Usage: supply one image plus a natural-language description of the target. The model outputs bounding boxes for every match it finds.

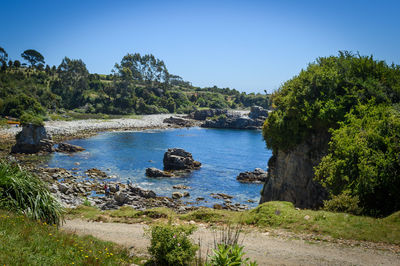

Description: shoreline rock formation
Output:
[11,124,53,153]
[200,106,269,130]
[237,168,268,183]
[259,133,329,209]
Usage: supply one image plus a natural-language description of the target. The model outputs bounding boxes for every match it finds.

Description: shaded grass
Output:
[67,202,400,245]
[0,210,133,265]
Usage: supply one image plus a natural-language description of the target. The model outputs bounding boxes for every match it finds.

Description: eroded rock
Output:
[56,143,85,153]
[237,168,268,183]
[11,124,53,153]
[163,148,201,171]
[145,167,173,177]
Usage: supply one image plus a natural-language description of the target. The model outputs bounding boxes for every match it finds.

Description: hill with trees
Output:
[0,47,270,120]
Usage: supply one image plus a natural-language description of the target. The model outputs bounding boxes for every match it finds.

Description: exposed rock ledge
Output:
[237,168,268,183]
[201,106,269,130]
[259,133,329,209]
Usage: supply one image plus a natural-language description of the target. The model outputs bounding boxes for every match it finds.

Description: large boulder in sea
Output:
[11,124,54,153]
[163,148,201,171]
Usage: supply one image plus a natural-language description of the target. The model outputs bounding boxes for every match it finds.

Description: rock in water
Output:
[236,168,269,183]
[56,143,85,153]
[145,167,173,177]
[259,133,329,209]
[163,148,201,171]
[11,124,53,153]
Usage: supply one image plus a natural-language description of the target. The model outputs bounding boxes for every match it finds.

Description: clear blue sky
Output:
[1,0,399,93]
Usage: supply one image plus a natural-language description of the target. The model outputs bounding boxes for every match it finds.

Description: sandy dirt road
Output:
[62,219,400,265]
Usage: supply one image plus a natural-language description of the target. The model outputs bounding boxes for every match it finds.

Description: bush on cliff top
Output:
[263,51,400,152]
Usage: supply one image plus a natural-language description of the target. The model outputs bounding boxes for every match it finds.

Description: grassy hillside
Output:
[0,51,270,121]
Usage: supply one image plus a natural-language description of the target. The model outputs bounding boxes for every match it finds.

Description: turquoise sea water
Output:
[47,127,272,208]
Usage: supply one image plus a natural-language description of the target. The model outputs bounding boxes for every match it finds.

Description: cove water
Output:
[47,127,272,208]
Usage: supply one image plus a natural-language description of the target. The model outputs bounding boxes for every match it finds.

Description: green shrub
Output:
[315,103,400,216]
[0,160,64,225]
[146,223,198,266]
[206,244,257,266]
[323,192,363,215]
[19,112,44,126]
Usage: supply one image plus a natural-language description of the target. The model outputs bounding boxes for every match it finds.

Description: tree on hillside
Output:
[0,47,8,66]
[51,57,89,108]
[21,49,45,68]
[115,53,169,83]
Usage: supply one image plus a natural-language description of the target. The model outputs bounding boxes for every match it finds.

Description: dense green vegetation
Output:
[146,223,198,265]
[263,52,400,216]
[0,46,270,120]
[0,210,133,265]
[0,160,63,225]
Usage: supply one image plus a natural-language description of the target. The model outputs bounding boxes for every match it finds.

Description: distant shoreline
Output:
[0,114,198,142]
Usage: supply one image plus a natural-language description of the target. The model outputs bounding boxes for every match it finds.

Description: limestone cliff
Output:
[259,133,329,209]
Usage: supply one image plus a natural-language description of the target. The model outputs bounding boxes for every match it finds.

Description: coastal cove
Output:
[45,127,271,208]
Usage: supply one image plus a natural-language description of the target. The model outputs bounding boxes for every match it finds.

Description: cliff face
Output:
[260,133,329,209]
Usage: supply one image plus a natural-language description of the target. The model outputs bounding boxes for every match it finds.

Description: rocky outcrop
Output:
[237,168,268,183]
[85,168,108,178]
[202,116,259,130]
[201,106,269,130]
[249,106,269,126]
[163,116,195,127]
[145,167,173,177]
[190,109,228,120]
[163,148,201,171]
[259,133,329,209]
[249,106,269,120]
[56,143,85,153]
[11,124,53,153]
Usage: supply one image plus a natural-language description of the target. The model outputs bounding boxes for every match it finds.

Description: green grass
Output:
[0,210,134,265]
[67,202,400,245]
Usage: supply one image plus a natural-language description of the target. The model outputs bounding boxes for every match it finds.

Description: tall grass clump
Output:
[208,224,257,266]
[0,160,64,225]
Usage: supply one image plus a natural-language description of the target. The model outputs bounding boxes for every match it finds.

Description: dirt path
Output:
[62,219,400,265]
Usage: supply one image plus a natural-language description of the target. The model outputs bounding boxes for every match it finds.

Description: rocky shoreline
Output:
[1,111,269,213]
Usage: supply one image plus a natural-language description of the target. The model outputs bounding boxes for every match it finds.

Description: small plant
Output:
[323,191,363,215]
[213,224,243,248]
[146,223,198,266]
[207,224,257,265]
[207,244,257,266]
[82,197,91,207]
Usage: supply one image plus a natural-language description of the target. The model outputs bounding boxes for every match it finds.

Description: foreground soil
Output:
[62,219,400,266]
